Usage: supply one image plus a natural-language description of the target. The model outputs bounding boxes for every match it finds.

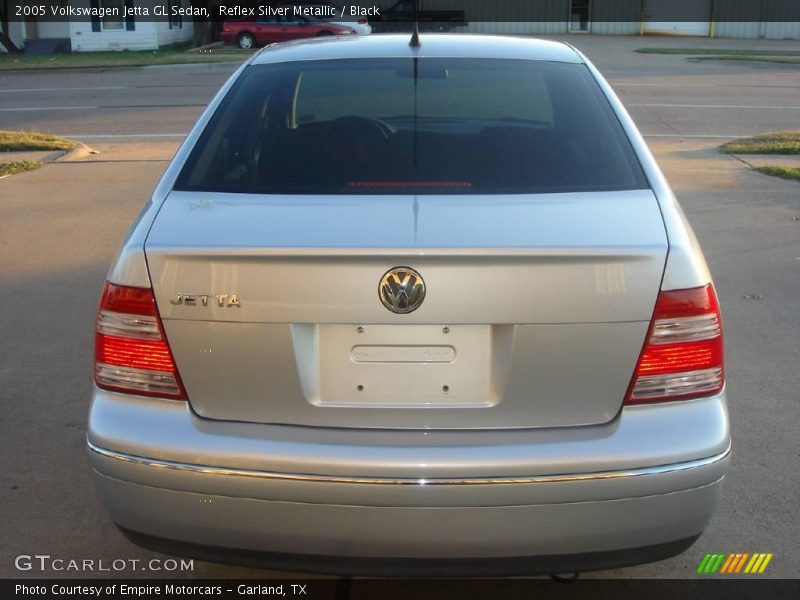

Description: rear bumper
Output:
[117,526,701,577]
[87,387,730,571]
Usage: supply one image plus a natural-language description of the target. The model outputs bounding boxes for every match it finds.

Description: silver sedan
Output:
[87,34,729,576]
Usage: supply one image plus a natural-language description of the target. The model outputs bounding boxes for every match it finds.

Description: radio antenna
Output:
[409,0,421,47]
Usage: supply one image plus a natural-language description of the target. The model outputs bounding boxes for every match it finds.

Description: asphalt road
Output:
[1,36,799,583]
[1,36,800,141]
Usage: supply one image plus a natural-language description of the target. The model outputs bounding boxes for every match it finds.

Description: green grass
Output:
[0,45,248,71]
[635,47,800,64]
[636,48,800,56]
[0,160,42,177]
[694,55,800,64]
[754,166,800,181]
[0,131,78,152]
[720,132,800,155]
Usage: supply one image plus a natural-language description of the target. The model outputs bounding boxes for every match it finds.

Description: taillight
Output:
[625,284,723,404]
[94,282,186,400]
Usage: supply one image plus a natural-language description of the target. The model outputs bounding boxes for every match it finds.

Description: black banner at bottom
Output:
[4,579,800,600]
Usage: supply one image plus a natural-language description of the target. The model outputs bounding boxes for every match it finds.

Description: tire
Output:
[237,32,256,49]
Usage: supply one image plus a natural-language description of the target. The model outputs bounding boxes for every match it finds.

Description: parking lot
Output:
[1,35,798,580]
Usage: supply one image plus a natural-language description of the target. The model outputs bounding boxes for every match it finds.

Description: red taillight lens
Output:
[94,282,186,400]
[625,284,723,404]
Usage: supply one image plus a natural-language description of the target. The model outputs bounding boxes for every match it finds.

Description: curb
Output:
[0,142,96,166]
[55,142,97,162]
[186,41,225,53]
[0,142,96,180]
[0,59,243,74]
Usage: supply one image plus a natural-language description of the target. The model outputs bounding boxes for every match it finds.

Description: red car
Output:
[222,15,356,49]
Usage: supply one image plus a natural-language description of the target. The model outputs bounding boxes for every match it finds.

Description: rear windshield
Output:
[175,58,648,195]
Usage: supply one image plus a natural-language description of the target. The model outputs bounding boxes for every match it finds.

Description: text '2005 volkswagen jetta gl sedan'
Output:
[87,34,730,576]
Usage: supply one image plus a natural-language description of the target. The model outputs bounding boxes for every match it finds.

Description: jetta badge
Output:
[170,293,241,307]
[379,267,425,314]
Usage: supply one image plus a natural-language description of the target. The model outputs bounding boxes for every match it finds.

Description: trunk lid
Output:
[145,189,667,429]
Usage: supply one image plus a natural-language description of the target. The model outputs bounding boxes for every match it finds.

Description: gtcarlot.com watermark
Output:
[14,554,194,573]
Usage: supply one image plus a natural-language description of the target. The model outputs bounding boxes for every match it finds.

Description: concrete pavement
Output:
[596,139,800,578]
[0,161,281,579]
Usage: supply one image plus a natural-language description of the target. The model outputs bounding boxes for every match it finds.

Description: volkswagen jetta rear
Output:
[87,35,730,575]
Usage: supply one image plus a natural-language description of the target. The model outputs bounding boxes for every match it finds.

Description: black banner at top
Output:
[2,0,800,24]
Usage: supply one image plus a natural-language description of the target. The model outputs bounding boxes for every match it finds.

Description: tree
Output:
[0,0,22,53]
[190,0,220,48]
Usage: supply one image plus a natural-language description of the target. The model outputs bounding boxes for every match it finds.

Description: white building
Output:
[1,0,193,53]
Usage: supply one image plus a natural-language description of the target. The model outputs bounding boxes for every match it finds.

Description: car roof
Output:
[249,34,583,65]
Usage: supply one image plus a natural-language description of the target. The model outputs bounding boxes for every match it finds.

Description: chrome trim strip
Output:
[87,441,731,486]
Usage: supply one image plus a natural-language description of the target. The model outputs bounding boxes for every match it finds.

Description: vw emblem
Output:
[379,267,426,314]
